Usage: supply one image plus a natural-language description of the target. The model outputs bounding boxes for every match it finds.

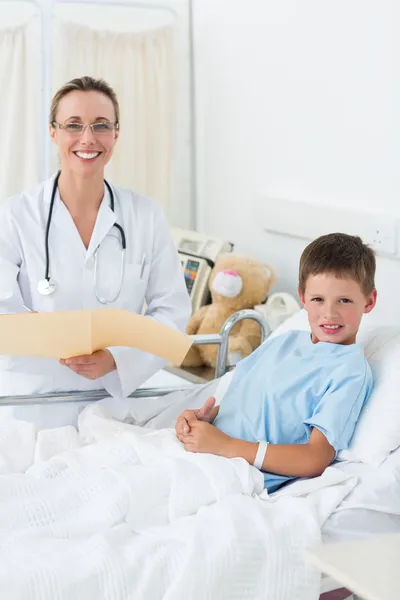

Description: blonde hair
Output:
[298,232,376,296]
[49,76,120,124]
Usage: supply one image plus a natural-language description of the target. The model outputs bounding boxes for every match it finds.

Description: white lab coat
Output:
[0,173,191,427]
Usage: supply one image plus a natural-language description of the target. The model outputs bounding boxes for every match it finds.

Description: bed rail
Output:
[0,309,269,406]
[195,308,269,379]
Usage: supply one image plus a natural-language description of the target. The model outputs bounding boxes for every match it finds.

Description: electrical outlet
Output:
[256,195,399,257]
[365,221,397,255]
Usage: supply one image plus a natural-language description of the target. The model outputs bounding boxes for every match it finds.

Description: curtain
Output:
[53,17,177,217]
[0,16,41,202]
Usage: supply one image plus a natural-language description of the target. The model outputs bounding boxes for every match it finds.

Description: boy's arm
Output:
[178,420,334,478]
[178,358,370,478]
[223,428,335,478]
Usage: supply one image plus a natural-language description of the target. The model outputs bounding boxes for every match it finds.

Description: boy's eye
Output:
[311,297,323,302]
[339,298,352,304]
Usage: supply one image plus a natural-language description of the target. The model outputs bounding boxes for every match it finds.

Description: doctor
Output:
[0,75,191,427]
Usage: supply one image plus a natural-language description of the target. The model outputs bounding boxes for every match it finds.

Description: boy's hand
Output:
[175,396,216,436]
[177,418,232,456]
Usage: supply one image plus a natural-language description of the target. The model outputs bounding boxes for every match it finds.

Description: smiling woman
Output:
[49,78,120,181]
[0,76,192,429]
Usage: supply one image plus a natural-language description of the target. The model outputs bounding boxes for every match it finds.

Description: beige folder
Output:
[0,309,193,365]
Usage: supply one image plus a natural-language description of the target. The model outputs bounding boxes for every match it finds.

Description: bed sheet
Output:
[0,398,356,600]
[322,449,400,544]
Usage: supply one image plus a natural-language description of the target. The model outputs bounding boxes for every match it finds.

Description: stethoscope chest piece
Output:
[37,278,56,296]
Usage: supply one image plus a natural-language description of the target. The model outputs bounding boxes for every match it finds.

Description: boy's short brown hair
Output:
[298,233,376,296]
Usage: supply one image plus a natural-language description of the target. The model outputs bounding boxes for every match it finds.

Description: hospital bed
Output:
[1,307,399,600]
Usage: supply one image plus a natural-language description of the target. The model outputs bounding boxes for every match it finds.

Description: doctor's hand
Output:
[175,396,216,436]
[59,350,116,380]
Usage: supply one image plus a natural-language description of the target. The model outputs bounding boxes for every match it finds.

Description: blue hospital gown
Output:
[213,331,373,492]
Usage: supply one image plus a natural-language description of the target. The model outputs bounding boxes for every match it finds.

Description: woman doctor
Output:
[0,76,191,427]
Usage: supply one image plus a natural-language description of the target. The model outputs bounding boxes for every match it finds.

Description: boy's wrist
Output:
[223,437,258,464]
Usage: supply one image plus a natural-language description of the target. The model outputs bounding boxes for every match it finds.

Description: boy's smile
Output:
[299,273,377,345]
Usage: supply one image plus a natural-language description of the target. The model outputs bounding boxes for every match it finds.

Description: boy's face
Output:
[299,273,377,345]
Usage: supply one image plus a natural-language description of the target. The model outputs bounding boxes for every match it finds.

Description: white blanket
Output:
[0,403,356,600]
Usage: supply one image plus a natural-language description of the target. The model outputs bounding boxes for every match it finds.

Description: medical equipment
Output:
[172,228,234,312]
[37,171,127,304]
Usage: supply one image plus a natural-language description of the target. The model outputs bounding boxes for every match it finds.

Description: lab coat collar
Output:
[42,172,59,206]
[86,189,117,260]
[46,174,117,261]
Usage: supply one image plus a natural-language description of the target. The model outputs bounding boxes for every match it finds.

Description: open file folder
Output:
[0,309,193,365]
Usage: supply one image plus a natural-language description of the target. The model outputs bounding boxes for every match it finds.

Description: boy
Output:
[175,233,377,492]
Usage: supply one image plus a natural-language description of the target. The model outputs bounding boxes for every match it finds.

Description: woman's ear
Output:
[49,123,57,145]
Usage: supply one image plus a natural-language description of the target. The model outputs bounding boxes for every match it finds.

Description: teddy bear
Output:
[182,253,276,369]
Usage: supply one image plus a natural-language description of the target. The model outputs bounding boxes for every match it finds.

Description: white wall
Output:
[192,0,400,323]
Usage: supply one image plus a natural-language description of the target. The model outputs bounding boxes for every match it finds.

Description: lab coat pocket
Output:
[117,264,147,313]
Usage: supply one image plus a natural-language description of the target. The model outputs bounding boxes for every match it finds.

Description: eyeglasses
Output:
[52,121,119,135]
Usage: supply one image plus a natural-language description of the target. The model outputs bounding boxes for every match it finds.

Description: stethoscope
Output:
[37,171,127,304]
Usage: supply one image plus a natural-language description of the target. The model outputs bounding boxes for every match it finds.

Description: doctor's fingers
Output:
[63,356,97,366]
[65,364,99,379]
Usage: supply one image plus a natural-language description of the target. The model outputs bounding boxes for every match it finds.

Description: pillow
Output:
[214,370,235,406]
[338,328,400,466]
[271,310,400,466]
[268,308,309,339]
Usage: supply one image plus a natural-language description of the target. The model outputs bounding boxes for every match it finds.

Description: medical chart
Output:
[0,309,193,364]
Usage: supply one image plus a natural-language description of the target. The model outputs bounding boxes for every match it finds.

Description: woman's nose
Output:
[80,126,96,143]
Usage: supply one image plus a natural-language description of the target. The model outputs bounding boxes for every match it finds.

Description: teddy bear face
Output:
[209,254,275,311]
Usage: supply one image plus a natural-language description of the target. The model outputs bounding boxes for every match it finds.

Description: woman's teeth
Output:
[74,152,100,159]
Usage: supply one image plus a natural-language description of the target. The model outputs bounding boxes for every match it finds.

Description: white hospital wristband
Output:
[253,441,269,470]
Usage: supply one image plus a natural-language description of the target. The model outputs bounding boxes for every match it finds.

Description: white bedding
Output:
[0,400,357,600]
[322,449,400,544]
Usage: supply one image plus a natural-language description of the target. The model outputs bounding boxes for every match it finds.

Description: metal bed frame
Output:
[0,309,269,407]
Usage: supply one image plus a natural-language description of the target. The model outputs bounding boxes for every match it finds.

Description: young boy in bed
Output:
[175,232,377,492]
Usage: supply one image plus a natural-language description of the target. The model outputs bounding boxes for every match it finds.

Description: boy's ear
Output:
[298,288,306,307]
[364,289,377,314]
